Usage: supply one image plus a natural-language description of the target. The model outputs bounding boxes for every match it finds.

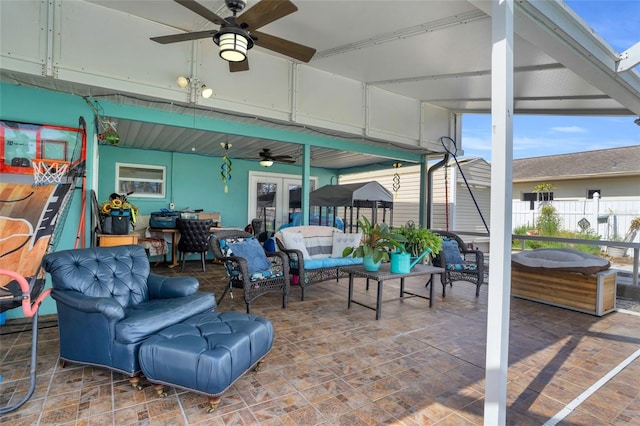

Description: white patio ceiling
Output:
[1,0,639,169]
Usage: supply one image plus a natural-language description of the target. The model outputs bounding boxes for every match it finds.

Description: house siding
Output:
[339,158,492,233]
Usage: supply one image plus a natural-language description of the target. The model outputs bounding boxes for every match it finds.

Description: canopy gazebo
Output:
[308,181,394,232]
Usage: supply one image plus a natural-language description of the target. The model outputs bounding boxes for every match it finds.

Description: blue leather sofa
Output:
[43,245,216,380]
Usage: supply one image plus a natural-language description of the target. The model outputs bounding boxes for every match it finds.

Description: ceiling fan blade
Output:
[252,30,316,62]
[174,0,228,25]
[238,0,298,31]
[151,29,218,44]
[272,155,294,160]
[229,59,250,72]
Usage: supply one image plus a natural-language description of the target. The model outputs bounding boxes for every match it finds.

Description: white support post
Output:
[592,192,600,241]
[484,1,513,425]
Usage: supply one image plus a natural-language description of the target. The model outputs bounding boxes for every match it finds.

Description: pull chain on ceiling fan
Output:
[151,0,316,72]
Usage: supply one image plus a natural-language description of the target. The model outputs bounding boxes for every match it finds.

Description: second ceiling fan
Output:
[258,148,296,166]
[151,0,316,72]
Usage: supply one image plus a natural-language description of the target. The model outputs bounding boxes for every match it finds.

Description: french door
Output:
[248,172,317,233]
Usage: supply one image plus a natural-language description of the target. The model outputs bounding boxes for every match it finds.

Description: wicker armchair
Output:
[432,230,485,297]
[210,230,290,313]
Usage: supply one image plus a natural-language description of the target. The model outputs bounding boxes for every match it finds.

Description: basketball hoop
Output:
[32,159,69,186]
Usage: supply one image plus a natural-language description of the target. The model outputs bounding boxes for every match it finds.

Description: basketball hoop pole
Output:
[74,117,87,249]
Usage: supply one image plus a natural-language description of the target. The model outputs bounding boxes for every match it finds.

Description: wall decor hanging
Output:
[220,142,232,193]
[392,162,402,198]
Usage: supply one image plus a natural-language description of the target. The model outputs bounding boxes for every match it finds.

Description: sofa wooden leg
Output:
[154,384,168,398]
[207,396,221,413]
[129,375,143,390]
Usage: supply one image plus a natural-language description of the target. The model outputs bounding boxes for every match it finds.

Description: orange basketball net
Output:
[32,159,70,186]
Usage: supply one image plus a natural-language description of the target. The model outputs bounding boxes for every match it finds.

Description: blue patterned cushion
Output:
[442,239,464,264]
[447,263,477,271]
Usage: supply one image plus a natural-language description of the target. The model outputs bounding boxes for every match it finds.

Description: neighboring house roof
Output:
[512,145,640,182]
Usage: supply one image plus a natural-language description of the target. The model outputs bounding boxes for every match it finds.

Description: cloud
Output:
[551,126,588,134]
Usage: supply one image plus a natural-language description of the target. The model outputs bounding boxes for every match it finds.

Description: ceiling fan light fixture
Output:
[219,32,248,62]
[214,26,254,62]
[259,159,274,167]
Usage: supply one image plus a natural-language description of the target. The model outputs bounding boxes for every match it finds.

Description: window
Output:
[587,189,601,199]
[116,163,165,198]
[522,192,553,210]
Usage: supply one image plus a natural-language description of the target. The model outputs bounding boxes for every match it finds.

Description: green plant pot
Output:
[363,255,382,272]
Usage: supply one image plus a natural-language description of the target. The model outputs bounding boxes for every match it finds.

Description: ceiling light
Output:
[200,85,213,99]
[259,160,274,167]
[214,27,254,62]
[176,76,213,99]
[176,76,190,88]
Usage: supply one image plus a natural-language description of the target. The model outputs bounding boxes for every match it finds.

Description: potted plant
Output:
[395,222,442,262]
[342,216,406,271]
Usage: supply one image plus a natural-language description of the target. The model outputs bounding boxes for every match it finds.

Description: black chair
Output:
[432,230,485,297]
[251,218,263,236]
[176,218,213,272]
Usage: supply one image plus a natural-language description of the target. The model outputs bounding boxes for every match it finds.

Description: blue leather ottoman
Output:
[139,311,274,412]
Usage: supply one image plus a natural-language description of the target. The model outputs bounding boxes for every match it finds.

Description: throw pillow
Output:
[282,231,311,260]
[332,232,363,257]
[305,235,333,259]
[228,238,272,274]
[441,239,464,264]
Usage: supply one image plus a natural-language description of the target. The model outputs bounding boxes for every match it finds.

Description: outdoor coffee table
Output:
[339,263,444,320]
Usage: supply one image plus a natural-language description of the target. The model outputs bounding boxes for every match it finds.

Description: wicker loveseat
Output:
[275,226,363,300]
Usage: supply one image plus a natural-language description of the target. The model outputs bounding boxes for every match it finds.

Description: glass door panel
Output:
[248,172,317,232]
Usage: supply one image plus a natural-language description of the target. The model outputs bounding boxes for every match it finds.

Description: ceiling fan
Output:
[257,148,296,166]
[150,0,316,72]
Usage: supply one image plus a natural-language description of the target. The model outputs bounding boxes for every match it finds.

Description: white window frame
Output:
[115,162,166,198]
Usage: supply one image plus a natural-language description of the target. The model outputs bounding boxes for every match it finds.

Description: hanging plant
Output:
[220,143,232,193]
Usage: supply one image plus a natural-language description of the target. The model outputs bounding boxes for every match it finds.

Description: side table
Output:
[97,232,139,247]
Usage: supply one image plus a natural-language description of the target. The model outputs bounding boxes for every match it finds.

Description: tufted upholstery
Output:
[176,218,213,272]
[44,245,216,375]
[139,311,274,398]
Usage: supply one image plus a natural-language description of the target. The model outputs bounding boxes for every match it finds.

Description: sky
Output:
[460,0,640,162]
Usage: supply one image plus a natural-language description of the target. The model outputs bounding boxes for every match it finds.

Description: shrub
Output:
[537,204,561,236]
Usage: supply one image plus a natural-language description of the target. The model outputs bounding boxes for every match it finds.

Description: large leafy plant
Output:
[342,216,406,263]
[395,222,442,257]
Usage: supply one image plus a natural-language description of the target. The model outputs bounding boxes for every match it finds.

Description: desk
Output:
[340,263,444,320]
[148,227,245,268]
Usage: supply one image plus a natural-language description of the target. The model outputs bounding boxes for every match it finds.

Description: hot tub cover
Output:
[511,248,610,275]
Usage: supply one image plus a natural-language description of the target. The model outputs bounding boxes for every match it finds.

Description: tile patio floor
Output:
[1,261,640,425]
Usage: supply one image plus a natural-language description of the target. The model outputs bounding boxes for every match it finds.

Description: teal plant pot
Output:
[363,255,382,272]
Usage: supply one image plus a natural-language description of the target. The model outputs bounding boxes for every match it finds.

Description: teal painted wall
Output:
[98,145,335,228]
